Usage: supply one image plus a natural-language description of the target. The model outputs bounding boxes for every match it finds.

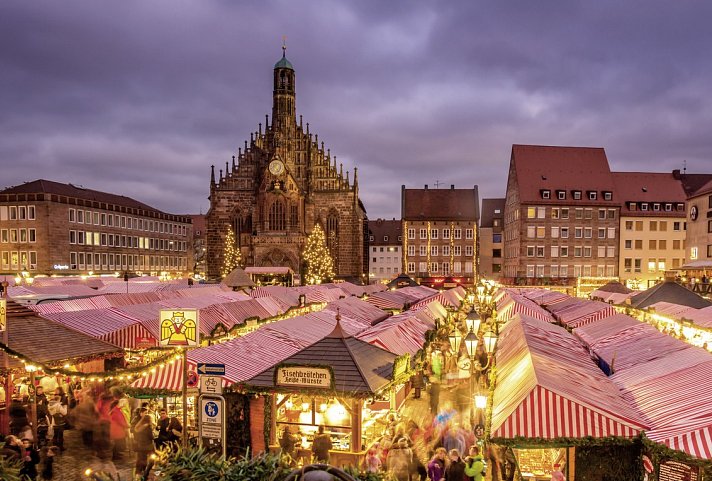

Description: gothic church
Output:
[206,48,367,281]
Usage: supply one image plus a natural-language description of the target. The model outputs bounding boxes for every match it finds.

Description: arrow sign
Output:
[197,363,225,376]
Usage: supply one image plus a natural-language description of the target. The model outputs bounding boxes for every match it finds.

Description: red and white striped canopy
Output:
[491,314,647,440]
[131,358,232,391]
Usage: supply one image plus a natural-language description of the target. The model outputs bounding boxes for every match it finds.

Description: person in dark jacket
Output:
[311,425,332,463]
[20,438,40,481]
[9,399,29,436]
[132,414,155,481]
[445,449,466,481]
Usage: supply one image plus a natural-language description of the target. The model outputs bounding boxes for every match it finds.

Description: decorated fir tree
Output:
[221,226,242,279]
[302,223,335,285]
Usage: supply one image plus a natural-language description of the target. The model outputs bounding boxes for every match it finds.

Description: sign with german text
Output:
[159,309,199,347]
[276,366,332,388]
[0,299,5,331]
[659,460,699,481]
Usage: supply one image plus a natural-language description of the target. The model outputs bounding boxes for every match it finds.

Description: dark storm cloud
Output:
[1,1,711,219]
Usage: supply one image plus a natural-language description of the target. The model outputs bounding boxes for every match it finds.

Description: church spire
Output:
[272,44,295,134]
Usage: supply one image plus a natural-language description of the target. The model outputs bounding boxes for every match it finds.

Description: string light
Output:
[303,223,335,285]
[221,225,242,279]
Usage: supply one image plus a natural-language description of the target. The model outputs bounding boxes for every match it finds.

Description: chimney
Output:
[424,184,428,190]
[451,184,455,189]
[672,169,681,179]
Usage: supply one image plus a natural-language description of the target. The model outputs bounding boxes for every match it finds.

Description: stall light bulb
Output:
[84,468,93,477]
[319,403,327,412]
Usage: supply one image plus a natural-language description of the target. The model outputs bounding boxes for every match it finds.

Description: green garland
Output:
[490,434,642,449]
[264,394,272,450]
[0,341,180,380]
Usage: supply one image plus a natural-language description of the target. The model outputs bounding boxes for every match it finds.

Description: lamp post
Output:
[464,326,498,427]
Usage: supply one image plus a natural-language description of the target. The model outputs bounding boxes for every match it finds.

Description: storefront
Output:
[240,320,410,467]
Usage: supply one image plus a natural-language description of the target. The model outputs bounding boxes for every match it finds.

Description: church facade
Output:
[206,49,367,282]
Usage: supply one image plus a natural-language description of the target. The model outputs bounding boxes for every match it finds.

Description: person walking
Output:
[427,447,448,481]
[386,437,413,481]
[73,390,97,447]
[445,449,466,481]
[20,438,40,481]
[155,409,171,448]
[132,413,155,481]
[47,394,67,452]
[109,399,129,461]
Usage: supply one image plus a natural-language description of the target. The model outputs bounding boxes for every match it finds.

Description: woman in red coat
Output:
[109,400,129,461]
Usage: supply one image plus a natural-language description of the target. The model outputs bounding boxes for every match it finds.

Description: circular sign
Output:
[691,205,699,221]
[204,401,219,418]
[186,370,199,388]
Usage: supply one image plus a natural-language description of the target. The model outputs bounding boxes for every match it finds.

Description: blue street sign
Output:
[204,401,219,418]
[197,363,226,375]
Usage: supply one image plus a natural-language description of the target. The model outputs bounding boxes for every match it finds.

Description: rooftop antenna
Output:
[683,159,687,175]
[282,35,287,57]
[434,180,442,189]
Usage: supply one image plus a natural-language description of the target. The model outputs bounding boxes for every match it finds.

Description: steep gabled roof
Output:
[402,186,479,221]
[369,219,402,245]
[629,281,711,310]
[511,145,616,205]
[221,267,255,289]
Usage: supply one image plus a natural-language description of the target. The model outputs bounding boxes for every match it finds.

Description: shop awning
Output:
[550,300,616,328]
[498,294,554,323]
[491,314,648,440]
[646,416,712,460]
[130,358,232,391]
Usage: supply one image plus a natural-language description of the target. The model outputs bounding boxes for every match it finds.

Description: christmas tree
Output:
[303,223,335,285]
[221,226,242,279]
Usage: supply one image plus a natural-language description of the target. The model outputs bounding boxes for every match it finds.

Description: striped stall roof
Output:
[520,289,570,306]
[131,358,232,391]
[552,301,616,328]
[498,294,554,323]
[356,311,433,355]
[324,297,390,325]
[491,314,648,440]
[646,416,712,460]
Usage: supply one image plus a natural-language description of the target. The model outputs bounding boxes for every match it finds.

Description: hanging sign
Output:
[0,299,5,331]
[159,309,199,347]
[276,365,332,388]
[658,460,699,481]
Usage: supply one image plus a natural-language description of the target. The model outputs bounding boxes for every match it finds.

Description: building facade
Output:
[206,49,366,281]
[479,198,505,280]
[401,185,480,287]
[685,180,712,265]
[503,145,620,283]
[613,172,687,289]
[190,214,207,277]
[0,180,193,276]
[367,219,402,283]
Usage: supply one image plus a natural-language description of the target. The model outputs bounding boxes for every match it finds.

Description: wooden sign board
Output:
[276,366,332,389]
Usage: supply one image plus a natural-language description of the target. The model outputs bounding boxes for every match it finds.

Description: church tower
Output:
[205,48,367,283]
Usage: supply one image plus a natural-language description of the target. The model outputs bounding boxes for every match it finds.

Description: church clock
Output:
[269,159,285,176]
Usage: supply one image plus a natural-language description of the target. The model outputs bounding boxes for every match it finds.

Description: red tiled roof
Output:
[0,179,184,218]
[612,172,687,217]
[402,186,479,221]
[511,145,616,205]
[480,198,506,227]
[190,214,207,236]
[368,219,402,245]
[691,178,712,198]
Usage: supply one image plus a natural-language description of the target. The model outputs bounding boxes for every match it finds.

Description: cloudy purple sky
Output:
[2,1,712,219]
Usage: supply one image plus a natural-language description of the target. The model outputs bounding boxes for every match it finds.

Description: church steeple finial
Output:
[210,165,216,186]
[282,35,287,58]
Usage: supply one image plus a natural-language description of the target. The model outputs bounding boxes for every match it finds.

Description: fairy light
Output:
[303,223,335,285]
[221,225,242,279]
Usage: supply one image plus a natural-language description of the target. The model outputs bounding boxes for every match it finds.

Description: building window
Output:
[575,208,583,220]
[419,245,427,256]
[625,221,633,230]
[575,227,583,239]
[526,265,535,278]
[635,221,643,231]
[561,208,569,219]
[442,245,450,256]
[454,245,461,256]
[465,245,474,256]
[560,227,569,238]
[673,221,681,231]
[420,229,427,239]
[584,228,592,239]
[551,208,559,219]
[431,246,438,256]
[69,209,76,222]
[69,230,76,244]
[383,235,388,242]
[443,229,450,239]
[624,258,632,273]
[598,228,606,239]
[607,209,615,219]
[536,265,545,277]
[557,191,566,200]
[369,235,374,242]
[408,245,415,256]
[28,229,36,243]
[641,203,648,211]
[653,203,660,211]
[597,246,606,258]
[431,262,438,272]
[584,246,592,257]
[527,226,536,238]
[408,228,415,239]
[560,246,569,257]
[574,247,582,257]
[551,227,559,238]
[648,259,656,272]
[625,240,632,249]
[588,191,597,200]
[551,246,559,258]
[603,191,612,201]
[635,239,642,250]
[527,207,536,219]
[430,229,438,239]
[649,240,657,250]
[269,200,286,230]
[650,221,657,231]
[542,190,551,199]
[466,228,474,239]
[407,262,415,273]
[598,209,606,220]
[536,246,545,257]
[527,246,535,257]
[584,209,592,220]
[454,228,462,239]
[573,191,582,200]
[536,227,545,238]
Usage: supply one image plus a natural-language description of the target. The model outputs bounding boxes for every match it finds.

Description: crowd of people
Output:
[2,379,183,480]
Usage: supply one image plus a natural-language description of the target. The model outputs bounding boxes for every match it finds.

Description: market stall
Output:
[241,317,408,468]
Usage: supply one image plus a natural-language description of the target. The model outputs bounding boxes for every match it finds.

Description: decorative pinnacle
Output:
[282,35,287,57]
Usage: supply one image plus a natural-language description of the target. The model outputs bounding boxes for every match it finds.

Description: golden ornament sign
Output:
[159,309,199,347]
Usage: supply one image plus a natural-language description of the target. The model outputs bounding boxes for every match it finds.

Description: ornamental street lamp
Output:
[449,329,462,356]
[464,310,481,334]
[464,327,498,426]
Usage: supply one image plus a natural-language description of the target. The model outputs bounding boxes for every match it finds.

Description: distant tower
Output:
[272,44,296,135]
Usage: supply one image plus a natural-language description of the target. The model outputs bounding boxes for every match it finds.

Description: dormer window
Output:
[557,190,566,200]
[603,191,613,201]
[653,203,660,211]
[573,190,582,200]
[588,191,597,200]
[665,203,672,212]
[383,236,389,242]
[369,235,374,241]
[677,203,685,211]
[397,235,402,241]
[541,190,551,199]
[629,202,637,211]
[641,203,649,211]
